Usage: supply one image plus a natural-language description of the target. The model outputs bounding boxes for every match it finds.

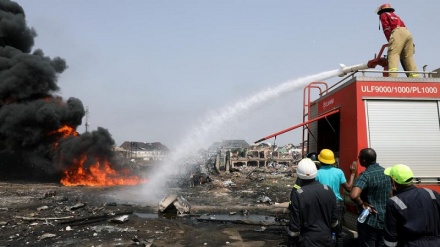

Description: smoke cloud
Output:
[0,0,118,180]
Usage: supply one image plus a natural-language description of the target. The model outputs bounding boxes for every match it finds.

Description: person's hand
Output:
[362,202,378,214]
[350,161,357,174]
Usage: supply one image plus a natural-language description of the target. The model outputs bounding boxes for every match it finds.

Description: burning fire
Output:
[49,125,79,138]
[49,125,79,149]
[61,155,147,186]
[49,125,146,186]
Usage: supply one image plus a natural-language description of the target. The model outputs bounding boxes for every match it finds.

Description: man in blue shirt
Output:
[316,149,356,247]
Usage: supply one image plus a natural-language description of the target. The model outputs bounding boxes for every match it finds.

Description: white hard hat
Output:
[297,158,317,180]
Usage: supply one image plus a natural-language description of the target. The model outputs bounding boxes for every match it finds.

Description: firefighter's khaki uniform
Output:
[378,4,418,78]
[388,27,417,78]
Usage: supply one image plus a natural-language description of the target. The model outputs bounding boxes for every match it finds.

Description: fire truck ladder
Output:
[302,82,328,156]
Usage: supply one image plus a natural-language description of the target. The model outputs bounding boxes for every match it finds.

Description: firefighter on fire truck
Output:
[377,3,418,78]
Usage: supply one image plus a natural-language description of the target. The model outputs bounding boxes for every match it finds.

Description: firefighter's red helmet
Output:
[376,4,395,15]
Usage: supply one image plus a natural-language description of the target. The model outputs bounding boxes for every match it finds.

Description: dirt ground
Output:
[0,166,357,247]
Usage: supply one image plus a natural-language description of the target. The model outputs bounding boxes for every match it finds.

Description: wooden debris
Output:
[43,191,57,198]
[15,216,74,221]
[254,226,267,232]
[132,236,155,247]
[110,215,129,224]
[158,194,191,215]
[70,203,86,210]
[38,233,56,240]
[37,205,49,211]
[246,168,256,178]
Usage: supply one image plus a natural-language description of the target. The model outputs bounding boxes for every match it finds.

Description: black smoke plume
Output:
[0,0,118,181]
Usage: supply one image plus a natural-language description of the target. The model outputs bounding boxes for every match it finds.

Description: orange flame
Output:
[49,125,79,149]
[61,156,147,186]
[50,125,79,138]
[51,125,146,186]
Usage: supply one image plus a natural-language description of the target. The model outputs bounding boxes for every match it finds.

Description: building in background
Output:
[119,141,169,163]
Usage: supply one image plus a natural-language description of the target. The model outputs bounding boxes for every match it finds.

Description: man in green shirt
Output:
[350,148,392,247]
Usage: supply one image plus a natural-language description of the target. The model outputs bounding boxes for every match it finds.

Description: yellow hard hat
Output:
[384,164,414,185]
[376,3,395,15]
[318,149,336,165]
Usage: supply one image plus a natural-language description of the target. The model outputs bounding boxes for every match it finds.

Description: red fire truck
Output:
[255,45,440,233]
[304,69,440,231]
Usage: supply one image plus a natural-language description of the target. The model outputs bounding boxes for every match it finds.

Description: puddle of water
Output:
[133,212,160,219]
[198,214,286,226]
[134,212,183,220]
[134,212,289,226]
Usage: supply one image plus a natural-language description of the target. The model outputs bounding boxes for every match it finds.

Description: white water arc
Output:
[140,69,339,195]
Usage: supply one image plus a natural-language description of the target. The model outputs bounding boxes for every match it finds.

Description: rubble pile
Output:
[0,163,298,246]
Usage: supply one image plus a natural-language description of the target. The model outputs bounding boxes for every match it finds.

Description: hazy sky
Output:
[16,0,440,149]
